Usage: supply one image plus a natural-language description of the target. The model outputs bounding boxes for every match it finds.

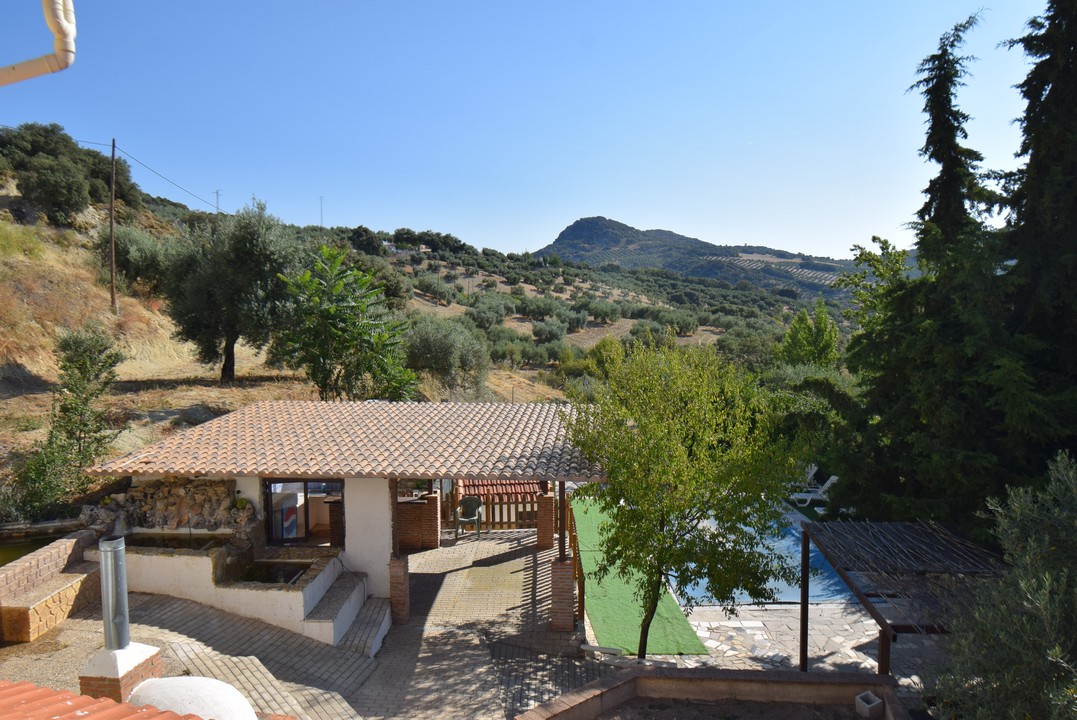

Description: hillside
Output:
[536,217,855,295]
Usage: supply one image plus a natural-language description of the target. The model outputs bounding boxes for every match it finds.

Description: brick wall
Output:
[0,529,97,604]
[389,555,409,624]
[80,649,163,703]
[537,493,555,550]
[396,493,440,552]
[550,559,576,632]
[1,566,100,642]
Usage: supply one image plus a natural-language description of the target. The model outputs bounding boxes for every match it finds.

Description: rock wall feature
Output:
[80,478,257,540]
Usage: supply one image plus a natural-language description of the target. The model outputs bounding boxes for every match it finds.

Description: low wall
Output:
[0,529,97,605]
[83,545,342,636]
[398,494,440,551]
[516,667,911,720]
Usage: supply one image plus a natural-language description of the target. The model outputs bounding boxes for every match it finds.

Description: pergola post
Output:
[878,629,892,676]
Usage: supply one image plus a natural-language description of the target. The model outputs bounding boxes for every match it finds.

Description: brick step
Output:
[301,572,366,647]
[339,597,391,658]
[171,642,307,720]
[0,561,100,642]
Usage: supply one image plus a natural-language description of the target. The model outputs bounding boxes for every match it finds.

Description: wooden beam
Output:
[803,524,897,661]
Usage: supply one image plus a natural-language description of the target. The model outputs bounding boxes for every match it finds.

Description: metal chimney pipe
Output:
[98,535,130,651]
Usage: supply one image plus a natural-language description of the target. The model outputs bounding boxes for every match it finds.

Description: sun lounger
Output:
[791,475,839,507]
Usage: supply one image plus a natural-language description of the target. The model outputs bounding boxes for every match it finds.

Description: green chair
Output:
[456,495,483,538]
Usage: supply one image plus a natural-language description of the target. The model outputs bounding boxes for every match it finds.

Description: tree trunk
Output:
[220,334,238,383]
[636,575,663,659]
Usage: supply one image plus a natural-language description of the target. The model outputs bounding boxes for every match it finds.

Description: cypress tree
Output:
[1003,1,1077,464]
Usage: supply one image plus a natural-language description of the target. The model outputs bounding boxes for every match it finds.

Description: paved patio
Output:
[0,530,937,719]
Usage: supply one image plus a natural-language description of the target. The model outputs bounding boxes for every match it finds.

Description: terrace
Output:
[0,526,936,719]
[0,402,944,717]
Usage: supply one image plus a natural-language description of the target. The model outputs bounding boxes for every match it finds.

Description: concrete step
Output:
[171,641,308,720]
[0,561,100,642]
[339,597,392,658]
[301,572,366,647]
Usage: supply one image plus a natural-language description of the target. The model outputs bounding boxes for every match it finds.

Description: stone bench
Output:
[0,560,100,642]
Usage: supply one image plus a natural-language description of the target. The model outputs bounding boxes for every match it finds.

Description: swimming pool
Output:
[680,525,852,604]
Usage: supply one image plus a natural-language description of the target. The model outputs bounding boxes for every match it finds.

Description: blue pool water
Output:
[681,526,852,604]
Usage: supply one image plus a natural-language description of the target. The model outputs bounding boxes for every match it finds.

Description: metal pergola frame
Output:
[797,520,1002,675]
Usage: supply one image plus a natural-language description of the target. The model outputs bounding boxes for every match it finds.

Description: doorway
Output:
[262,480,343,545]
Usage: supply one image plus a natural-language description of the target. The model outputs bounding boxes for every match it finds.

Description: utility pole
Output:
[320,196,324,228]
[214,189,222,213]
[109,139,118,314]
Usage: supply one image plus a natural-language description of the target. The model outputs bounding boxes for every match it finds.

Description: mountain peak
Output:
[537,217,852,293]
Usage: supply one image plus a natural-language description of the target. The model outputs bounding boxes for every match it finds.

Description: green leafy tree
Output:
[270,245,416,401]
[15,325,124,518]
[405,315,489,398]
[564,345,801,658]
[935,451,1077,719]
[777,297,839,366]
[166,201,302,382]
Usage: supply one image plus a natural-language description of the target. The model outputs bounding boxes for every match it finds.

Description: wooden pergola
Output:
[798,520,1002,675]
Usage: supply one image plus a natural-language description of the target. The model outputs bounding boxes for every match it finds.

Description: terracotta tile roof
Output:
[458,479,544,497]
[0,680,201,719]
[88,401,604,483]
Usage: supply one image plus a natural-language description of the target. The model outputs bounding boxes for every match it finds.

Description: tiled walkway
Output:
[0,530,938,719]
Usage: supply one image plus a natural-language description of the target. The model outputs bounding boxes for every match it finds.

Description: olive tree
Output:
[166,201,302,382]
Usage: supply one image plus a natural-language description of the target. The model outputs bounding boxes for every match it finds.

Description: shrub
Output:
[13,325,124,518]
[16,155,90,225]
[96,225,178,295]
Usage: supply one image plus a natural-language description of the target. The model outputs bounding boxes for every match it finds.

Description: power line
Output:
[115,146,217,212]
[1,123,220,213]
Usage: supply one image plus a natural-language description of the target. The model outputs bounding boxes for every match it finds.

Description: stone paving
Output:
[621,601,946,704]
[0,529,944,719]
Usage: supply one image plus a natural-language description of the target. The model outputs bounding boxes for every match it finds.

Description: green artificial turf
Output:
[572,498,707,656]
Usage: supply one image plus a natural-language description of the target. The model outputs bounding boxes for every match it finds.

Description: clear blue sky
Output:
[2,2,1042,258]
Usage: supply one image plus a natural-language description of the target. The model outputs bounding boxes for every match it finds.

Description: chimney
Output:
[80,535,162,703]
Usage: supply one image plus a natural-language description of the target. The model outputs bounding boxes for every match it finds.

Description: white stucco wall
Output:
[82,547,342,636]
[343,478,393,597]
[235,477,261,512]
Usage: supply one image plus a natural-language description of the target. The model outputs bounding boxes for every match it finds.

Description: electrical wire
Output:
[0,123,220,213]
